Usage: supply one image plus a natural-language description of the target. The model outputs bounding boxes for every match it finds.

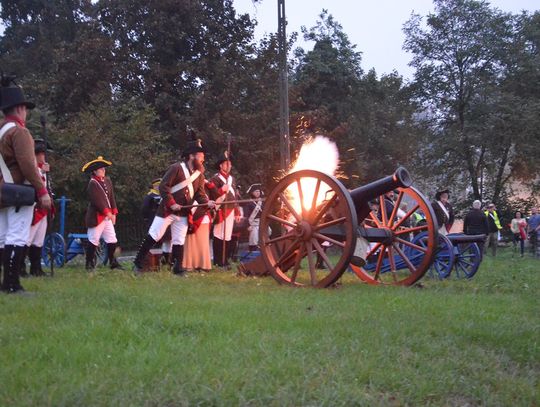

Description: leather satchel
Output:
[0,182,36,207]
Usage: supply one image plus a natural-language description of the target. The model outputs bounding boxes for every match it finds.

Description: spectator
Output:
[527,207,540,258]
[510,211,527,257]
[484,203,503,257]
[463,200,489,239]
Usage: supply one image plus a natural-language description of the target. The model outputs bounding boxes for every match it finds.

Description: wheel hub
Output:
[294,220,313,241]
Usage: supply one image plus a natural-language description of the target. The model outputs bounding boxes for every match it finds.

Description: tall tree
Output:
[404,0,539,203]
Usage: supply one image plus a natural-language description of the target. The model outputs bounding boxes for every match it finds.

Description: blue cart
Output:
[42,196,108,267]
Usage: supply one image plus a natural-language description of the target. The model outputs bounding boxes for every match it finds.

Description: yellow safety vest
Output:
[484,210,502,230]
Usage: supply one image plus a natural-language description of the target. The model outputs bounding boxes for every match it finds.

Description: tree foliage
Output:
[404,0,540,205]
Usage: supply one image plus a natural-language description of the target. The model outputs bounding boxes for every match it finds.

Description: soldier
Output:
[207,151,241,268]
[25,139,54,276]
[432,188,454,235]
[244,183,263,252]
[141,178,162,230]
[0,77,51,293]
[82,156,122,270]
[133,137,215,276]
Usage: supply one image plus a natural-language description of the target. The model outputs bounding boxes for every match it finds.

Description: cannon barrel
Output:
[349,167,413,222]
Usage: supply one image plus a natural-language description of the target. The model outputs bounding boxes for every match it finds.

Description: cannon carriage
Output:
[255,167,439,287]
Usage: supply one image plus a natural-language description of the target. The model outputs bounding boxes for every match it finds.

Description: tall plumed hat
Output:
[182,127,205,157]
[81,156,112,173]
[0,73,35,111]
[34,138,53,154]
[215,150,232,170]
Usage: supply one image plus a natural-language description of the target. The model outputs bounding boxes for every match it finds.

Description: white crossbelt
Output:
[171,163,200,198]
[0,122,17,183]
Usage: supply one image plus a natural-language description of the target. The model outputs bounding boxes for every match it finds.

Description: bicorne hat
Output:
[0,75,35,111]
[435,189,450,201]
[81,156,112,173]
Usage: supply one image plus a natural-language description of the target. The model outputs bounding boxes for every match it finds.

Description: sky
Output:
[233,0,539,80]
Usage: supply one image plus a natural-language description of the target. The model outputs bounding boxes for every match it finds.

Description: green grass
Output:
[0,248,538,406]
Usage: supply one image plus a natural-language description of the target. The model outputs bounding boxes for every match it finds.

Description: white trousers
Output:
[149,215,188,245]
[213,212,234,241]
[0,205,34,247]
[249,219,260,246]
[28,217,47,247]
[87,219,117,246]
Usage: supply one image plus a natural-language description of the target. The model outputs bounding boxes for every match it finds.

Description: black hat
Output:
[0,75,35,111]
[81,156,112,173]
[246,183,263,196]
[34,138,52,154]
[215,150,232,170]
[182,127,205,157]
[435,189,450,200]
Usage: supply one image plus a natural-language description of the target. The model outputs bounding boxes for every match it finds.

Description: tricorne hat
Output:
[435,189,450,201]
[34,138,53,154]
[246,183,263,196]
[0,75,35,110]
[81,156,112,173]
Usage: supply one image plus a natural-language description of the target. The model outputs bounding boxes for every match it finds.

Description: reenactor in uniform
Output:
[133,137,215,276]
[82,156,122,270]
[25,139,54,276]
[207,151,241,268]
[0,77,51,293]
[432,188,454,235]
[141,178,162,230]
[244,183,263,252]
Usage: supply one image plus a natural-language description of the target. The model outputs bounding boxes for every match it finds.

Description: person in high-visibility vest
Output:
[484,203,503,256]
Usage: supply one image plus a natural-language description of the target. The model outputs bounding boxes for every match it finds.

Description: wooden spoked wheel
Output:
[349,186,437,285]
[259,170,357,287]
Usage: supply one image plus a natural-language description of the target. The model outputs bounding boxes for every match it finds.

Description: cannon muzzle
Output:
[349,167,413,222]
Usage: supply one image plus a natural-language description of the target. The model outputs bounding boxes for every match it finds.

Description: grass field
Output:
[0,248,538,406]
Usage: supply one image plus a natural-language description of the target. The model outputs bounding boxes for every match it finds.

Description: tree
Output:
[404,0,539,204]
[292,10,422,185]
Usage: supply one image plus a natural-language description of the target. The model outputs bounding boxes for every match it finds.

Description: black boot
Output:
[160,251,171,268]
[20,246,29,277]
[213,238,226,267]
[2,245,26,293]
[249,245,257,252]
[29,245,46,276]
[0,247,3,280]
[133,235,156,273]
[85,243,97,271]
[107,243,123,269]
[172,244,186,276]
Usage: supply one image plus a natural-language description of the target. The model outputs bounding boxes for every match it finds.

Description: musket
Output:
[221,132,232,267]
[180,198,265,210]
[40,114,54,277]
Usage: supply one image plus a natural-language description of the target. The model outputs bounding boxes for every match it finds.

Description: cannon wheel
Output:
[419,232,455,280]
[42,233,66,267]
[349,186,437,285]
[453,242,482,279]
[259,170,357,287]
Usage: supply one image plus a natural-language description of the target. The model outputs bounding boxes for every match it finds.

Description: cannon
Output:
[419,232,486,279]
[255,167,438,287]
